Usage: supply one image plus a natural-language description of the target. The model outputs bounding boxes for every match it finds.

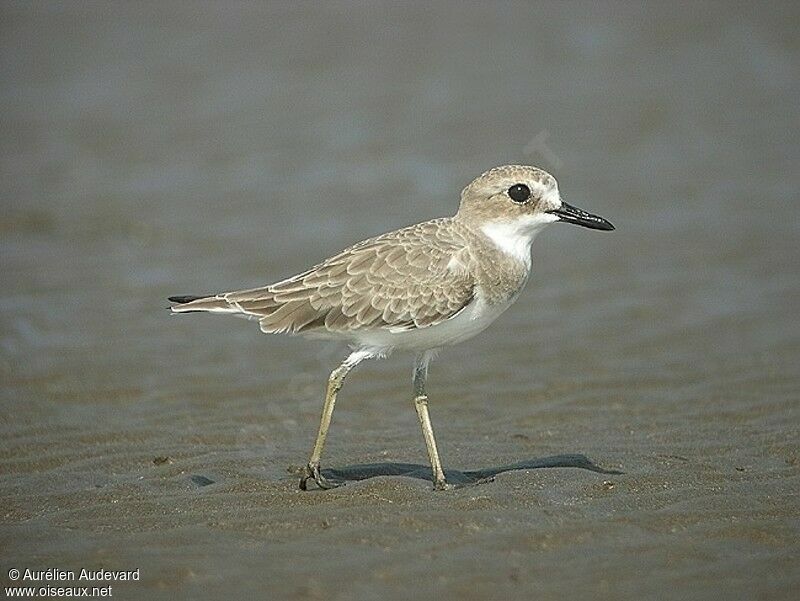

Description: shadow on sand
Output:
[320,454,622,487]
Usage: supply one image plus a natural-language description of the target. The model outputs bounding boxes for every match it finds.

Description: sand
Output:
[2,2,799,599]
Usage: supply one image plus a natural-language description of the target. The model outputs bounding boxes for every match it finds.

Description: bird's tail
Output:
[168,294,238,314]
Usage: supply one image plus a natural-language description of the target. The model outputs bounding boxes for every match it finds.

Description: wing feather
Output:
[175,219,476,336]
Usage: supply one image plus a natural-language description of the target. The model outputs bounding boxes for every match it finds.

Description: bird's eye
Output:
[507,183,531,203]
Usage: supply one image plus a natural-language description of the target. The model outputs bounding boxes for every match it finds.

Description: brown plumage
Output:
[168,165,615,491]
[171,217,485,336]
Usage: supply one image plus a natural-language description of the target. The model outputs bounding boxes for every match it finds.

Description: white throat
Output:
[481,213,559,268]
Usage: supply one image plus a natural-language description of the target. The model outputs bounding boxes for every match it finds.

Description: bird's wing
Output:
[215,219,476,335]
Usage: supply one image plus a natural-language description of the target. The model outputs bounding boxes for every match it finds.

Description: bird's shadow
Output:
[320,454,622,487]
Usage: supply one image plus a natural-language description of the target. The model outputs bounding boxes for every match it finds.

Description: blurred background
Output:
[2,2,799,600]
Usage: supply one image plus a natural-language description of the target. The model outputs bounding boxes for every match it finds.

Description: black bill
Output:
[549,201,615,231]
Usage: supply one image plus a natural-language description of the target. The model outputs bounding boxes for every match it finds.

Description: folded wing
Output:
[170,219,476,336]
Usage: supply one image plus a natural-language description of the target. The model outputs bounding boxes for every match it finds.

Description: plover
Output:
[169,165,614,490]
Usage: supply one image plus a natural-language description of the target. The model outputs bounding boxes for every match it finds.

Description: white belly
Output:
[345,294,517,353]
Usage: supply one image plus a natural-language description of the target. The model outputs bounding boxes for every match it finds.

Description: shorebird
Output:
[169,165,614,491]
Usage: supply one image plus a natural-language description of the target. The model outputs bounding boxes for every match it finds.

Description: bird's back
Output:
[170,218,485,339]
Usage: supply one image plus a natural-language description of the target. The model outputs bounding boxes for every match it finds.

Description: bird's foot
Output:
[299,462,344,491]
[433,479,455,491]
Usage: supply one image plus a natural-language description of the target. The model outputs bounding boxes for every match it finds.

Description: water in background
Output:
[2,3,799,600]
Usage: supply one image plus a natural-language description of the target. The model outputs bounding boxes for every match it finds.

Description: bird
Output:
[168,165,614,491]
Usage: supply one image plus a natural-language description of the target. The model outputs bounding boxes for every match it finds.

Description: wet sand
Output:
[2,2,800,600]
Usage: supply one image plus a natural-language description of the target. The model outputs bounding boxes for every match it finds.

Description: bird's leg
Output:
[412,354,451,491]
[299,350,368,490]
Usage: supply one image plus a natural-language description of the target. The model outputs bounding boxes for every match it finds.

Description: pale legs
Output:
[413,353,450,490]
[298,349,450,491]
[299,350,370,490]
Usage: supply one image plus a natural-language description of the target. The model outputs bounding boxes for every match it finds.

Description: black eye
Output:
[507,184,530,203]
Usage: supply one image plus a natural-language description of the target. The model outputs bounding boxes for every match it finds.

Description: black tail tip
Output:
[168,295,207,304]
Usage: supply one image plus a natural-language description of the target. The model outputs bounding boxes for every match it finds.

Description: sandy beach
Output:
[2,2,799,599]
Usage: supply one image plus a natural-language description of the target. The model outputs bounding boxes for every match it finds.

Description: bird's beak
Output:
[549,201,615,231]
